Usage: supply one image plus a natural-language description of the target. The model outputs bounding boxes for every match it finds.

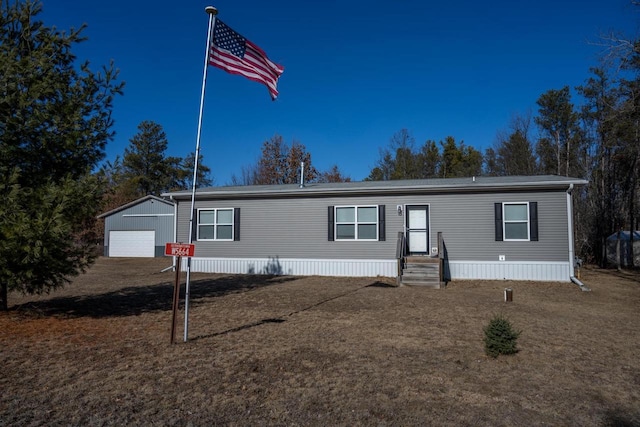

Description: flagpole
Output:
[184,5,218,343]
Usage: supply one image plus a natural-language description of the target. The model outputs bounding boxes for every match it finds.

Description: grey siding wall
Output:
[103,199,174,257]
[175,188,570,263]
[429,190,568,262]
[177,196,398,260]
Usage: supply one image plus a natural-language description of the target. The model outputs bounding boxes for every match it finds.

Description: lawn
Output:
[1,257,639,426]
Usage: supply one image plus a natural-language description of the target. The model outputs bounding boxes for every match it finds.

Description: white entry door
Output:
[406,206,429,255]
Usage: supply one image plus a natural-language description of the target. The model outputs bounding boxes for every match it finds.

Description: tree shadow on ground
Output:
[191,281,379,342]
[11,275,296,319]
[366,281,397,288]
[605,268,640,285]
[602,407,640,427]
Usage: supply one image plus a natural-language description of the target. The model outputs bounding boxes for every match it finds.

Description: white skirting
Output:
[182,257,398,277]
[448,261,571,282]
[181,257,571,282]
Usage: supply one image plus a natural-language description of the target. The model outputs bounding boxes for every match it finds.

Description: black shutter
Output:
[378,205,386,241]
[494,203,503,241]
[529,202,538,241]
[328,206,334,241]
[192,210,198,241]
[234,208,241,241]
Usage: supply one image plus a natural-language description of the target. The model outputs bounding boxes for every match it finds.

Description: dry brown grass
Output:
[1,257,639,426]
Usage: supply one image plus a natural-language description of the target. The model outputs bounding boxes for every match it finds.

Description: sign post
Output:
[165,243,195,344]
[170,256,182,344]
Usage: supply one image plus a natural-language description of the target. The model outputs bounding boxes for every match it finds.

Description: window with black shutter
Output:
[495,202,538,242]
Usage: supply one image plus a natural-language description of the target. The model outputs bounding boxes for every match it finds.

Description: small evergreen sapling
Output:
[484,314,521,358]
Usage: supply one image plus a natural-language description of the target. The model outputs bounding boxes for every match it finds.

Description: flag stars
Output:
[214,21,246,58]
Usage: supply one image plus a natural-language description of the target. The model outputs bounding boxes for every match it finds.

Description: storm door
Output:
[406,205,429,255]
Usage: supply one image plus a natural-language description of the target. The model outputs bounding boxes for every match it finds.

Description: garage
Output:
[99,195,175,258]
[108,230,155,257]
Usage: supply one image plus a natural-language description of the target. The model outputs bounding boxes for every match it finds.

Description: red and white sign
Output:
[164,243,195,257]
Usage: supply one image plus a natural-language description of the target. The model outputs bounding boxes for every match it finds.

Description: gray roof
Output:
[163,175,588,200]
[97,195,174,218]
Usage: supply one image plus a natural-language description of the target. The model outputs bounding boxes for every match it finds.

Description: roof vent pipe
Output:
[473,176,476,182]
[299,161,305,188]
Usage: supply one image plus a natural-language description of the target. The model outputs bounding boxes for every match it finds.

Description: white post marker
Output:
[184,6,218,343]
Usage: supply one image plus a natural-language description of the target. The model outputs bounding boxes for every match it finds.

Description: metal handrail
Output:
[396,231,406,260]
[396,232,406,282]
[438,232,444,284]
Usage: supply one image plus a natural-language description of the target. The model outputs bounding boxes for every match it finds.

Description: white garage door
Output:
[109,231,155,257]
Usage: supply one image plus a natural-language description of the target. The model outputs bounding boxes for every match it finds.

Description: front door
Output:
[406,205,429,255]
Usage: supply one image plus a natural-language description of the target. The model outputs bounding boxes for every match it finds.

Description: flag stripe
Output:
[209,48,280,98]
[213,43,281,86]
[208,19,284,100]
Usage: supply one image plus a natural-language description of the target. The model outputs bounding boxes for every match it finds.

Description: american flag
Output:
[209,19,284,100]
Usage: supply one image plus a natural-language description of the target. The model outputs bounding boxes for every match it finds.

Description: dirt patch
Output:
[1,258,640,426]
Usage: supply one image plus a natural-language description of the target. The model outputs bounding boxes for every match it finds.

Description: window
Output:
[197,208,236,241]
[334,206,379,241]
[503,203,529,240]
[494,202,538,242]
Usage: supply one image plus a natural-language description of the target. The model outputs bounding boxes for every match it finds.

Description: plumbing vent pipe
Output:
[299,161,305,188]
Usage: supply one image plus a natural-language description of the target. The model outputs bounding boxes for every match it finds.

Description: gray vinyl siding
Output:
[428,190,568,262]
[103,198,174,257]
[178,196,398,260]
[176,188,570,263]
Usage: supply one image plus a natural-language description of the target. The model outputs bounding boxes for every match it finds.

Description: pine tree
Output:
[484,314,521,358]
[535,87,585,177]
[0,0,123,310]
[121,121,181,196]
[417,140,441,178]
[389,129,419,180]
[366,130,442,180]
[440,136,482,177]
[176,152,214,190]
[483,147,499,176]
[491,128,537,176]
[577,68,623,265]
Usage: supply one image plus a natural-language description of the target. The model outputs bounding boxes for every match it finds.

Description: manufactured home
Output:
[98,195,175,257]
[163,175,587,285]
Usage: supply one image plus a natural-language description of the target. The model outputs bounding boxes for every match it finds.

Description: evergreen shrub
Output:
[484,314,521,358]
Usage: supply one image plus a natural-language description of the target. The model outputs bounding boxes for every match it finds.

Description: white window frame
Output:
[334,205,379,241]
[502,202,530,241]
[197,208,234,241]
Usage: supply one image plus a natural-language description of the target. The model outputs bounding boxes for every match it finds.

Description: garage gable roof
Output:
[97,195,174,219]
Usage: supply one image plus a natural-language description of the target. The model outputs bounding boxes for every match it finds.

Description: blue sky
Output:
[40,0,638,184]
